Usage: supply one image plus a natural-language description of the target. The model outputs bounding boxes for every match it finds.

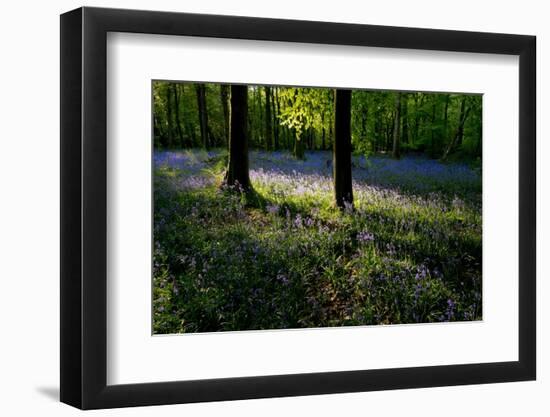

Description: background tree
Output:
[401,93,409,146]
[195,83,210,149]
[265,86,273,150]
[442,96,472,161]
[392,92,401,159]
[220,84,230,145]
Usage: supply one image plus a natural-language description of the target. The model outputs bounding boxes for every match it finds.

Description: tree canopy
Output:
[153,81,482,162]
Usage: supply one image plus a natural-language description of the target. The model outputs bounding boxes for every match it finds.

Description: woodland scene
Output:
[152,81,482,333]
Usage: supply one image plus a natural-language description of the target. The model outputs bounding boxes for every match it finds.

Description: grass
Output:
[153,149,482,333]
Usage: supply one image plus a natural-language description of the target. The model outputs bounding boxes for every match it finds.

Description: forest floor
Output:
[153,149,482,333]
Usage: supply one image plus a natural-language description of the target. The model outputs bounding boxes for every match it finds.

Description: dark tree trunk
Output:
[153,114,165,146]
[224,85,251,190]
[392,92,402,159]
[333,89,353,209]
[220,84,230,146]
[476,113,482,157]
[401,93,408,145]
[361,112,366,142]
[255,87,263,146]
[172,84,184,147]
[386,118,393,153]
[374,112,382,153]
[321,111,326,150]
[195,83,209,149]
[272,87,279,149]
[456,97,467,146]
[430,100,437,158]
[442,97,471,161]
[294,134,305,159]
[443,94,450,142]
[265,86,273,150]
[328,122,333,150]
[165,85,174,148]
[179,85,194,147]
[413,93,423,144]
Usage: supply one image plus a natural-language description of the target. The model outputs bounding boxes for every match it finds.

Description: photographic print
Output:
[152,82,482,334]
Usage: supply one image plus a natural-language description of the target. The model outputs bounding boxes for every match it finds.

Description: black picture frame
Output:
[60,6,536,410]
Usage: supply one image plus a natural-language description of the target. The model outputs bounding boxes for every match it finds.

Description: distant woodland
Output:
[153,82,482,161]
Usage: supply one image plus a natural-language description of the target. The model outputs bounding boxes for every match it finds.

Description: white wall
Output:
[0,0,546,415]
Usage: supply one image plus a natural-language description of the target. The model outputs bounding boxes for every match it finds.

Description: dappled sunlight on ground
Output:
[152,149,482,333]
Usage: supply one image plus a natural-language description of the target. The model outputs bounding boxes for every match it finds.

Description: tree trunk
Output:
[179,85,194,147]
[456,97,467,146]
[272,87,279,149]
[153,113,165,146]
[321,111,326,150]
[386,118,393,153]
[265,86,273,150]
[195,83,209,149]
[374,111,381,153]
[443,94,450,143]
[224,85,251,190]
[172,84,184,147]
[328,122,333,150]
[165,85,174,148]
[255,87,263,146]
[392,92,402,159]
[476,114,482,157]
[361,112,367,142]
[293,134,305,159]
[220,84,230,146]
[333,89,353,209]
[430,100,437,158]
[401,93,408,145]
[442,97,471,161]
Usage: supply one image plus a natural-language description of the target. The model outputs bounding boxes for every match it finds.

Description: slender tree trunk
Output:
[392,92,402,159]
[195,84,209,149]
[386,118,393,153]
[361,112,367,142]
[153,114,165,146]
[456,97,467,146]
[374,110,381,153]
[265,86,273,150]
[255,87,262,146]
[272,87,279,149]
[165,85,174,148]
[443,94,450,143]
[321,111,326,150]
[413,109,420,144]
[430,100,437,158]
[172,84,184,147]
[328,122,333,150]
[476,114,482,157]
[179,85,193,147]
[333,89,353,209]
[401,94,408,145]
[442,97,471,161]
[413,94,423,144]
[224,85,251,190]
[220,84,230,146]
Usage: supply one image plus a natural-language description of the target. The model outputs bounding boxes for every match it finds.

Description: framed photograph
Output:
[60,6,536,409]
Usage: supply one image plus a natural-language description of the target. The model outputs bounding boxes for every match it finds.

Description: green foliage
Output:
[153,81,482,161]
